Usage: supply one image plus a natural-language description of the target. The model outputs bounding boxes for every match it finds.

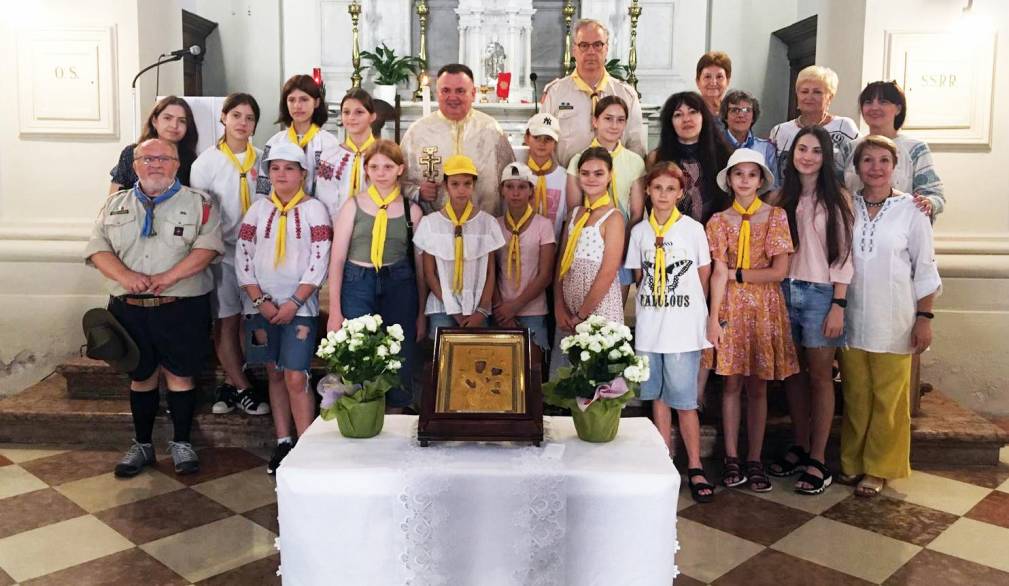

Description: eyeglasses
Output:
[137,155,178,165]
[575,41,606,52]
[728,107,753,115]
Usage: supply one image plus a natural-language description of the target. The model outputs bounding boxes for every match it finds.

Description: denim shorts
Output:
[428,312,488,340]
[638,350,701,409]
[243,314,318,372]
[782,279,845,348]
[493,315,550,351]
[618,266,634,286]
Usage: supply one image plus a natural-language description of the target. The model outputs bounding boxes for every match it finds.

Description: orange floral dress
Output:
[703,205,799,380]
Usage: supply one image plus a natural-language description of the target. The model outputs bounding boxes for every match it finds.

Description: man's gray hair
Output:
[573,18,609,42]
[133,138,179,159]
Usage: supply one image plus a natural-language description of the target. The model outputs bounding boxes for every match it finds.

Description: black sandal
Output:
[687,468,715,503]
[745,461,773,493]
[722,457,747,488]
[768,445,808,477]
[795,458,833,495]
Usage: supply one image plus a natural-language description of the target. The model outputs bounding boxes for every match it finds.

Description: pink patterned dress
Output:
[703,205,799,380]
[560,207,624,325]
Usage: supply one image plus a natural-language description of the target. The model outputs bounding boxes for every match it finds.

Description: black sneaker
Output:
[114,440,155,478]
[212,383,238,414]
[237,389,271,416]
[267,441,294,475]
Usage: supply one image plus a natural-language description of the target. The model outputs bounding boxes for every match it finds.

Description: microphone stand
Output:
[131,54,183,139]
[530,73,539,113]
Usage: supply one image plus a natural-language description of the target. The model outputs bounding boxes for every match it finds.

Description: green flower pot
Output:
[334,396,386,438]
[571,401,621,442]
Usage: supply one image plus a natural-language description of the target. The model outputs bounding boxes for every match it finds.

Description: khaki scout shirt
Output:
[84,185,224,297]
[541,74,647,167]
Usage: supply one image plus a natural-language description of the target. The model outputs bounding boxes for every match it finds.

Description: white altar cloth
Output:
[276,415,680,586]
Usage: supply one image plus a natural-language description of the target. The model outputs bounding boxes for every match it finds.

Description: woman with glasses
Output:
[719,90,779,190]
[110,96,199,193]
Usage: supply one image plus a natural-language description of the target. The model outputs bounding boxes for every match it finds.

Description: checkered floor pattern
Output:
[1,442,1007,585]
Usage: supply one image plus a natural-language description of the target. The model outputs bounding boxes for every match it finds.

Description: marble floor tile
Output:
[192,468,277,514]
[921,464,1009,490]
[712,548,873,586]
[771,516,920,584]
[0,464,48,500]
[242,502,279,535]
[964,490,1009,530]
[141,515,277,583]
[195,553,280,586]
[21,547,188,586]
[0,515,134,582]
[672,572,706,586]
[0,566,12,586]
[746,473,854,515]
[0,455,11,467]
[883,549,1009,586]
[677,482,725,512]
[821,494,959,546]
[997,474,1009,494]
[674,518,763,584]
[927,517,1009,573]
[882,471,992,515]
[678,488,814,546]
[171,448,267,487]
[0,488,87,539]
[95,488,234,545]
[55,469,185,513]
[0,446,67,464]
[18,450,124,486]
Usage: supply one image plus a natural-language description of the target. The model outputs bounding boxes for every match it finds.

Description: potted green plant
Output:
[360,43,424,103]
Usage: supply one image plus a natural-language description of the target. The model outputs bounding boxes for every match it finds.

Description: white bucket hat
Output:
[716,148,774,194]
[264,142,308,169]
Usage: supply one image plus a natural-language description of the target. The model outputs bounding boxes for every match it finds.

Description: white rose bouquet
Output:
[315,314,405,435]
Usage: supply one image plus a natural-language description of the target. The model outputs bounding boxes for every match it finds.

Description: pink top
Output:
[495,214,555,316]
[788,192,854,284]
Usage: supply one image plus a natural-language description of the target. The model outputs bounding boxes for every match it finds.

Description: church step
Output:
[1,373,1005,467]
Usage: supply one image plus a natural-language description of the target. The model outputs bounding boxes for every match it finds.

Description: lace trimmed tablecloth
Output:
[276,415,680,585]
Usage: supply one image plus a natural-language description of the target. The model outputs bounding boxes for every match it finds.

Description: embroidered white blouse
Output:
[413,210,506,316]
[235,197,333,317]
[845,191,941,354]
[256,129,346,218]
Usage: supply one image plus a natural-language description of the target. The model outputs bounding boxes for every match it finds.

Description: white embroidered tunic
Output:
[256,128,346,218]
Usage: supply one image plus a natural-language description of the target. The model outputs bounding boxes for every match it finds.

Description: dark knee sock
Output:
[130,390,160,444]
[166,390,197,443]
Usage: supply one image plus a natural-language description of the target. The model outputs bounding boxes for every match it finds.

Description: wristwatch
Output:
[252,294,273,308]
[831,298,847,308]
[476,306,491,318]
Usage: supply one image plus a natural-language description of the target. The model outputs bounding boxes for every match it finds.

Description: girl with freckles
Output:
[705,149,798,493]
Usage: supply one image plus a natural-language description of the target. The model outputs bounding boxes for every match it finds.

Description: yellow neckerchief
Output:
[648,207,682,304]
[219,140,257,213]
[558,193,612,279]
[436,110,472,155]
[344,133,376,196]
[287,123,320,149]
[571,70,611,114]
[444,201,474,294]
[590,138,624,205]
[366,184,400,270]
[505,204,534,287]
[527,157,554,216]
[731,197,763,270]
[270,189,307,267]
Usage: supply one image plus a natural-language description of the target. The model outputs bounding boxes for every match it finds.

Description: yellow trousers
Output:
[839,348,912,480]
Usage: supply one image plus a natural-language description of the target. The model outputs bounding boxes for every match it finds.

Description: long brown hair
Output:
[276,74,328,126]
[139,96,198,159]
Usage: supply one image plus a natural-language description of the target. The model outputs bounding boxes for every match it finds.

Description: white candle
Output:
[422,86,431,117]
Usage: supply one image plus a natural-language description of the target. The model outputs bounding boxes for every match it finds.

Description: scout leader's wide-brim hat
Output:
[264,142,308,169]
[716,148,774,194]
[82,308,140,373]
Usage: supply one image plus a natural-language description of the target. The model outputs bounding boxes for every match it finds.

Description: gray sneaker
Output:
[115,440,155,478]
[168,441,200,475]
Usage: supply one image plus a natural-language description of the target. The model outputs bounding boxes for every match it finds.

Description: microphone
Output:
[166,45,202,58]
[530,72,539,113]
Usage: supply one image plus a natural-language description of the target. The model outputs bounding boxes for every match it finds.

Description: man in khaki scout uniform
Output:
[542,19,647,166]
[85,138,224,478]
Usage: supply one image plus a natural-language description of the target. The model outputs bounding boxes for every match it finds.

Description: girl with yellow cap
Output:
[413,155,505,339]
[705,147,798,493]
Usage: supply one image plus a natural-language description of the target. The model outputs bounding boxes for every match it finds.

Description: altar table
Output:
[276,415,680,585]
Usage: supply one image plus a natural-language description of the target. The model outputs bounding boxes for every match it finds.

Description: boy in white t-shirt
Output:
[524,113,568,240]
[625,161,718,503]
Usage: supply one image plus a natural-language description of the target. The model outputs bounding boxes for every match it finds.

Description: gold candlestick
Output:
[413,0,430,100]
[349,1,362,88]
[627,0,642,96]
[562,0,576,75]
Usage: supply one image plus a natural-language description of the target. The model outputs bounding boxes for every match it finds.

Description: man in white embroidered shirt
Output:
[542,19,647,166]
[401,63,516,215]
[84,138,223,479]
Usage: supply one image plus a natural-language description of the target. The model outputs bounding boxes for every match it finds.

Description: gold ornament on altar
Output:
[413,0,430,100]
[627,0,642,96]
[349,1,362,88]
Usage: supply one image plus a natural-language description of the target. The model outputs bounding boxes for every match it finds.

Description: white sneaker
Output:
[237,389,271,415]
[212,383,237,414]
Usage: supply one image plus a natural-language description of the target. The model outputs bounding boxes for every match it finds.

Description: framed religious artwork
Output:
[418,328,543,446]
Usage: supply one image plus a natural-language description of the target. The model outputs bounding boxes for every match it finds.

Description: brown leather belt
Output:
[121,296,179,307]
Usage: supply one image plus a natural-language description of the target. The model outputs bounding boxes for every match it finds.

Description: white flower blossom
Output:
[608,349,621,360]
[334,329,348,343]
[388,359,402,371]
[376,345,389,358]
[389,341,401,355]
[580,351,591,362]
[387,323,405,341]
